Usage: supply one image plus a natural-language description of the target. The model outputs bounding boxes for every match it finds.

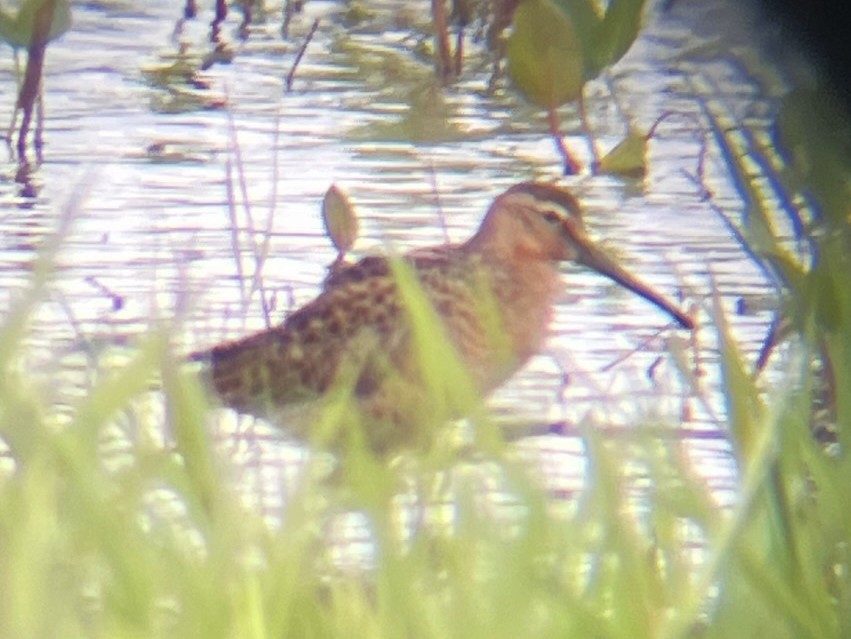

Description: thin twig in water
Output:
[520,422,730,441]
[85,276,124,312]
[431,0,453,81]
[647,110,709,194]
[285,19,319,92]
[547,107,580,175]
[454,26,464,76]
[224,96,263,315]
[248,109,285,328]
[599,323,680,373]
[224,159,247,305]
[225,102,255,237]
[427,163,451,244]
[16,0,55,154]
[577,95,598,171]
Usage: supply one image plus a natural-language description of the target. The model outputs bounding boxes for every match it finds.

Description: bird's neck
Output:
[469,249,562,387]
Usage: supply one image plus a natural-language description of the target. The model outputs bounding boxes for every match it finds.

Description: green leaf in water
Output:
[551,0,602,73]
[506,0,585,110]
[0,0,71,48]
[322,184,359,255]
[588,0,646,78]
[597,127,646,177]
[552,0,645,80]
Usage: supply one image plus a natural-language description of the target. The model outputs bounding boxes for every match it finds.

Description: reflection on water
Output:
[0,0,800,523]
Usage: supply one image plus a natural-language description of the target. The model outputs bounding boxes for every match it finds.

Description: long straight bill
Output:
[577,242,693,330]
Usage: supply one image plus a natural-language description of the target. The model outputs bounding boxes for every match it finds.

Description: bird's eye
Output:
[542,210,562,224]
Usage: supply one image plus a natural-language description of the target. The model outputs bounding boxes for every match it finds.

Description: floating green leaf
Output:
[598,127,646,177]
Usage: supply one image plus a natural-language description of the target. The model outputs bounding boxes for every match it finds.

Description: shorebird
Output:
[199,182,692,454]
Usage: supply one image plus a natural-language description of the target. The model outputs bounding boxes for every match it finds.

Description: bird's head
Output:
[469,182,693,329]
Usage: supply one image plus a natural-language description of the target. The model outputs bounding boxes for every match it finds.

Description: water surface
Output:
[0,0,801,520]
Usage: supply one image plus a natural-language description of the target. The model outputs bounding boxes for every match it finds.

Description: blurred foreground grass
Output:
[2,91,851,638]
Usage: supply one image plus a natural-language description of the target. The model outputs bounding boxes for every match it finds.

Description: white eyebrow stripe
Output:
[511,193,539,208]
[509,191,576,221]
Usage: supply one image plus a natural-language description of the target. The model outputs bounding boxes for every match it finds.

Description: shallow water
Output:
[0,0,805,521]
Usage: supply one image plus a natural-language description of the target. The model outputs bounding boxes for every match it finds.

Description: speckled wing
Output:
[207,259,407,419]
[203,247,519,443]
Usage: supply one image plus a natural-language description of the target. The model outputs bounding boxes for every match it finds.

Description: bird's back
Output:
[206,246,531,448]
